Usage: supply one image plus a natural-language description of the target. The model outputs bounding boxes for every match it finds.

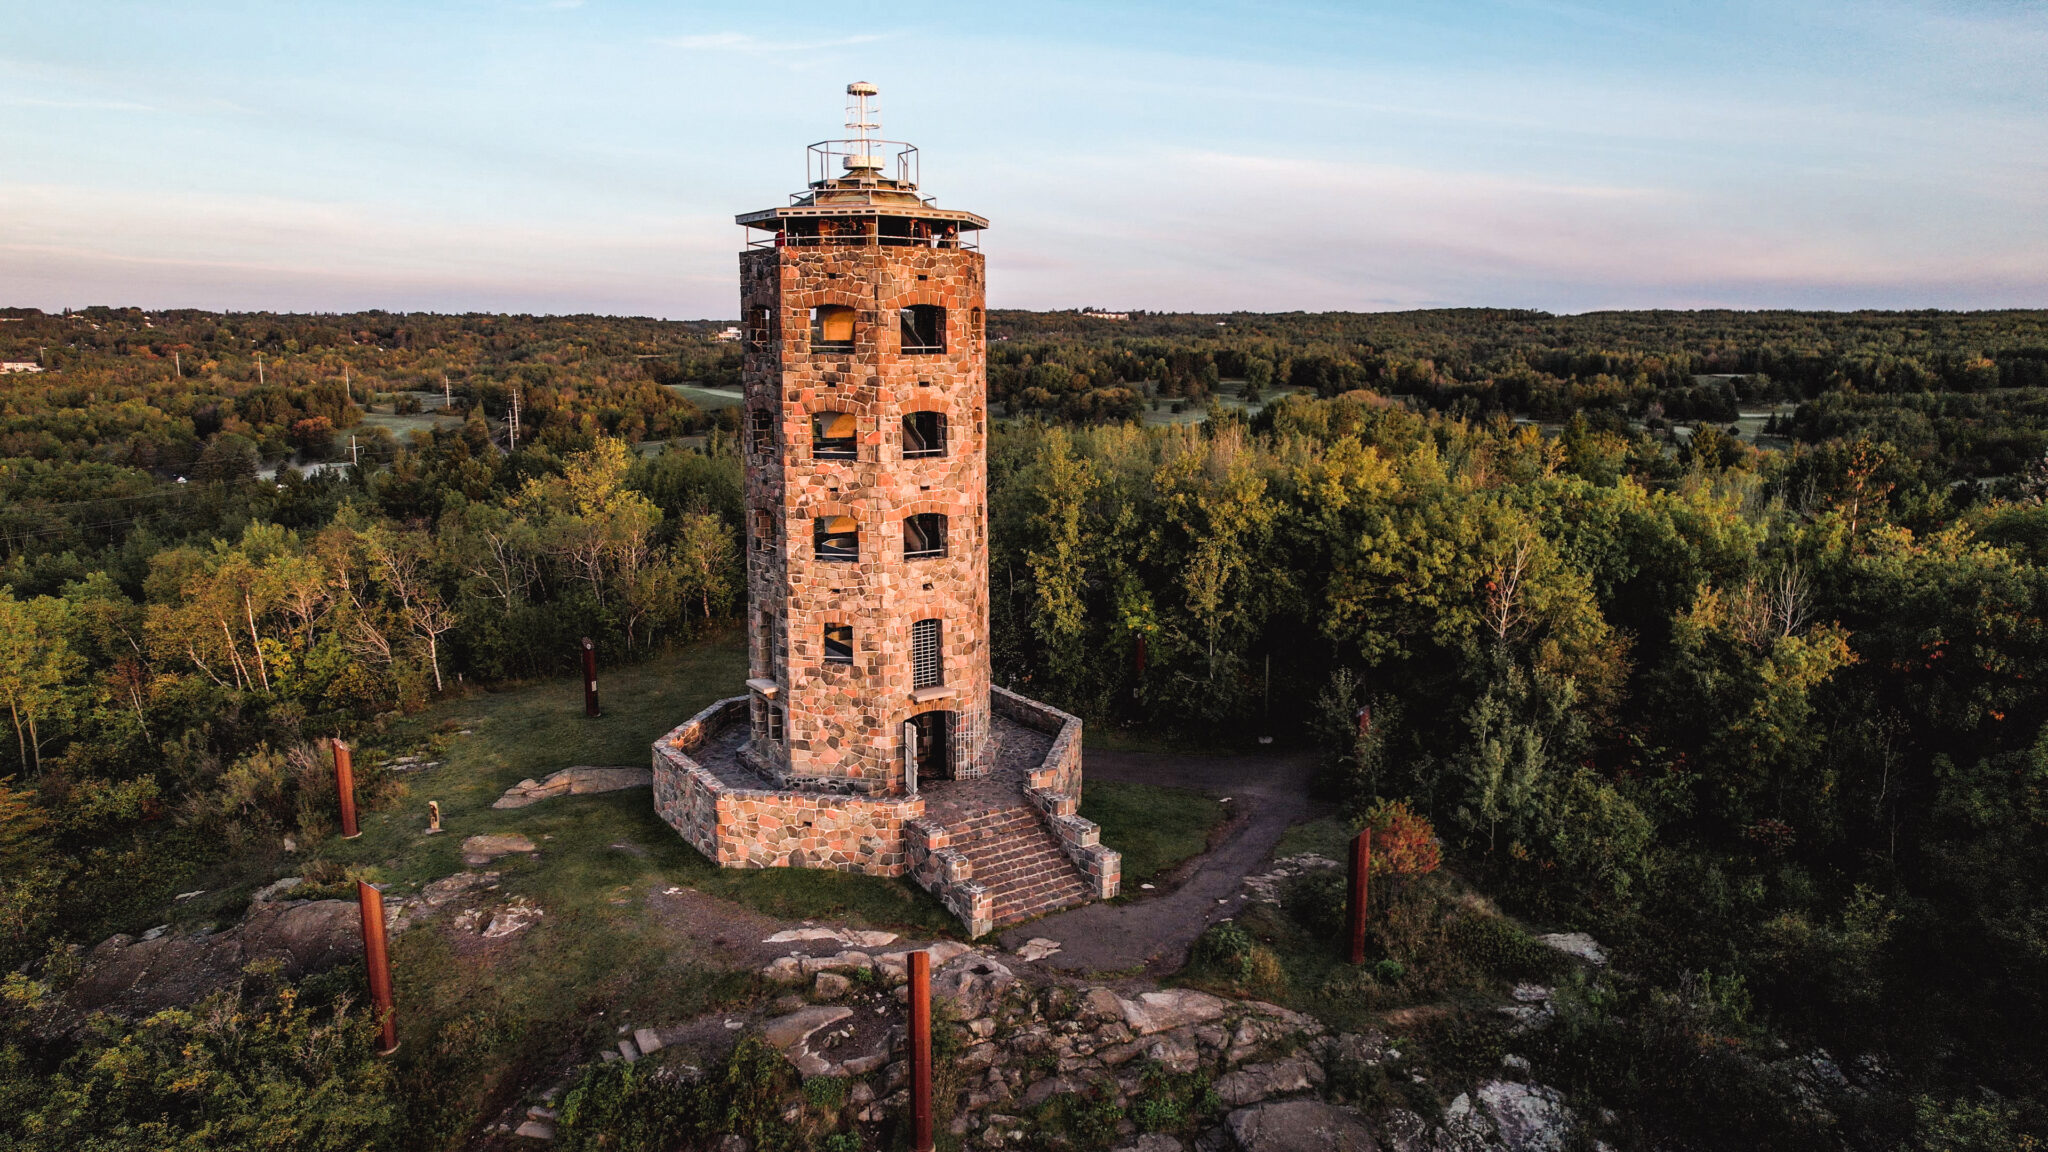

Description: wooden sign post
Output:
[910,949,934,1152]
[357,880,399,1055]
[1347,828,1371,965]
[581,637,601,718]
[333,738,360,839]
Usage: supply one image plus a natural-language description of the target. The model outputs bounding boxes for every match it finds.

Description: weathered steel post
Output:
[1347,828,1371,965]
[581,637,600,718]
[357,880,398,1054]
[333,738,360,839]
[910,949,934,1152]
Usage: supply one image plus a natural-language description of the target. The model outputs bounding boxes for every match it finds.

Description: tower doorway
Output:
[909,711,952,783]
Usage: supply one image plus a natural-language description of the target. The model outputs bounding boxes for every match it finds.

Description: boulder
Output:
[69,899,363,1016]
[764,927,899,948]
[814,972,852,999]
[1475,1080,1574,1152]
[761,1005,854,1074]
[251,876,305,903]
[482,897,543,938]
[1146,1034,1201,1074]
[1114,1135,1186,1152]
[1330,1032,1399,1070]
[1222,1100,1378,1152]
[1120,989,1229,1036]
[933,954,1017,1019]
[461,833,537,864]
[493,766,652,809]
[1534,933,1606,967]
[1374,1109,1432,1152]
[1212,1058,1323,1108]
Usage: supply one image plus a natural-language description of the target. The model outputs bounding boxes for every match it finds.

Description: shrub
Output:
[1446,914,1560,982]
[1283,869,1349,941]
[1129,1063,1222,1135]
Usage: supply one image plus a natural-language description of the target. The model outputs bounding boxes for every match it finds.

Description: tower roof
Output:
[737,81,987,236]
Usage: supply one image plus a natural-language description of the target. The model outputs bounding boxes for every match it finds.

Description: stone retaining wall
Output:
[654,695,924,876]
[905,818,994,937]
[997,687,1118,899]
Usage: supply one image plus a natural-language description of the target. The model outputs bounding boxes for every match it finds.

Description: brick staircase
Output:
[947,804,1094,927]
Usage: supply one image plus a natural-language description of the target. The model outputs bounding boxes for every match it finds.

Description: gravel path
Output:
[995,746,1322,976]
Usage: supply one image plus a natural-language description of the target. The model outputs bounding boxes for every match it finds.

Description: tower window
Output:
[904,513,948,560]
[814,515,859,562]
[751,509,777,554]
[900,305,945,354]
[903,411,945,458]
[754,698,784,743]
[749,408,776,455]
[811,305,856,352]
[911,618,943,689]
[823,623,854,665]
[812,412,857,460]
[745,306,774,350]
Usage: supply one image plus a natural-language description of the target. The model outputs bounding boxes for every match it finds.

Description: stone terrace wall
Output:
[654,695,924,876]
[993,686,1119,900]
[992,686,1082,798]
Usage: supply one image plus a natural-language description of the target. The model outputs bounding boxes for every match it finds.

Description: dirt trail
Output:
[996,746,1322,975]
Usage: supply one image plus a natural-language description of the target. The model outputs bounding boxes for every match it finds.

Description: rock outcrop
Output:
[493,767,652,809]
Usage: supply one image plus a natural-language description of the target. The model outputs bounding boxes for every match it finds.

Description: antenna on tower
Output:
[843,81,881,178]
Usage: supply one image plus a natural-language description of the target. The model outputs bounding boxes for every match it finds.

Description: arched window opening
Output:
[749,408,776,455]
[902,411,945,458]
[904,513,947,560]
[812,412,857,460]
[811,305,856,352]
[814,515,859,563]
[823,623,854,665]
[900,305,945,354]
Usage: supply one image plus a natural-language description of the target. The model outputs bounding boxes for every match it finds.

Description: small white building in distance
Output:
[0,362,43,373]
[715,326,743,341]
[1081,310,1130,321]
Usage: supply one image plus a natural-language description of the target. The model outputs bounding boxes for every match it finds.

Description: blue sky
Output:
[2,0,2044,317]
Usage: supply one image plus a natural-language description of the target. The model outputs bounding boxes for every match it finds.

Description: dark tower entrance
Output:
[909,710,951,783]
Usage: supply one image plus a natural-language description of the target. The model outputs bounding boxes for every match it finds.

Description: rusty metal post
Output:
[1347,828,1371,964]
[581,637,600,718]
[357,880,398,1054]
[333,738,359,839]
[910,949,934,1152]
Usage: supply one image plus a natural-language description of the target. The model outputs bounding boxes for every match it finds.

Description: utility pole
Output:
[350,436,360,468]
[173,351,180,378]
[255,351,265,386]
[509,388,521,451]
[344,363,352,402]
[442,373,451,410]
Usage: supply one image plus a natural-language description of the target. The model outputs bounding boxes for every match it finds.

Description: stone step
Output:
[947,800,1093,928]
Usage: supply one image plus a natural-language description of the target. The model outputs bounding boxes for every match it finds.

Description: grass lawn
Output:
[1274,814,1354,859]
[306,629,959,936]
[1082,779,1228,887]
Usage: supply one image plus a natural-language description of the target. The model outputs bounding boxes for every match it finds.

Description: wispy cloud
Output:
[4,96,155,113]
[654,32,887,53]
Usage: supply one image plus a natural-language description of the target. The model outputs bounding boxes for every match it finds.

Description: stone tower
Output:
[735,81,991,795]
[653,83,1117,936]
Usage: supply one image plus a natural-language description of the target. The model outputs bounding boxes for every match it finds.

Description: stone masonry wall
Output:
[653,695,924,876]
[992,687,1120,900]
[739,243,991,793]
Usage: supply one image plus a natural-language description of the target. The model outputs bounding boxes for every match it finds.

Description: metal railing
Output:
[745,233,979,251]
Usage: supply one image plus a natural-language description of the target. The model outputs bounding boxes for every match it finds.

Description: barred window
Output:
[823,623,854,665]
[753,696,783,743]
[904,513,947,560]
[911,618,943,689]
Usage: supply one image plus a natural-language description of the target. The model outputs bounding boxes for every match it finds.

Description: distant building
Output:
[1081,310,1130,321]
[0,361,42,373]
[716,326,743,341]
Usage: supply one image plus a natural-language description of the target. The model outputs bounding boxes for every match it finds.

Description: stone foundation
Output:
[653,687,1118,935]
